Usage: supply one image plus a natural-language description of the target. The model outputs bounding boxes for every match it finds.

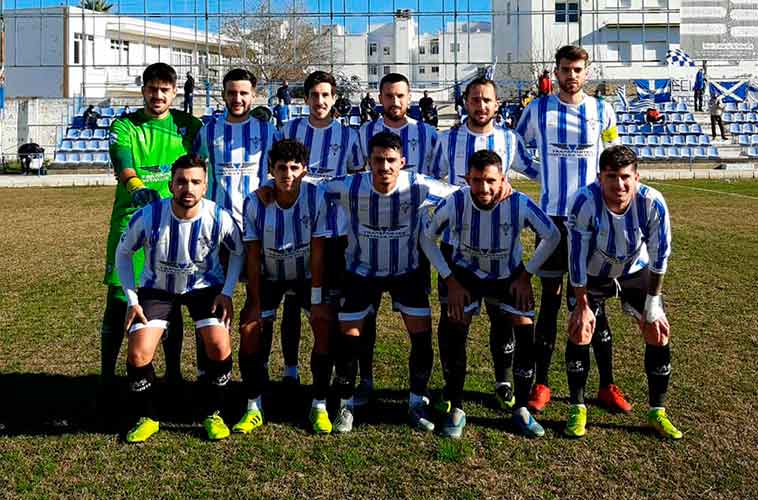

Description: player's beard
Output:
[227,104,251,118]
[558,78,583,96]
[385,106,405,122]
[467,111,494,129]
[176,195,200,210]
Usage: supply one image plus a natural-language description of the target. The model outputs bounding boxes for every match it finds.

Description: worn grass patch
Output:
[0,180,756,499]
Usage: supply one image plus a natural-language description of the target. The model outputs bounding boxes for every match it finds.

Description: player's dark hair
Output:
[555,45,590,67]
[468,150,503,173]
[143,63,177,87]
[464,77,497,99]
[599,145,638,172]
[304,70,336,97]
[268,139,310,172]
[222,68,257,91]
[171,154,207,178]
[379,73,410,93]
[368,131,403,156]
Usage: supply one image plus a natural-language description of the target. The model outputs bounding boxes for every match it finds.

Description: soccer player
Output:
[102,62,202,391]
[563,145,682,440]
[116,155,243,443]
[235,139,342,435]
[515,45,627,414]
[355,73,439,406]
[426,76,540,414]
[421,150,559,438]
[323,131,454,433]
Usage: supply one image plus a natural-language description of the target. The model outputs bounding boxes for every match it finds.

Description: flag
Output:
[665,49,695,67]
[709,80,748,103]
[634,79,672,103]
[615,86,628,109]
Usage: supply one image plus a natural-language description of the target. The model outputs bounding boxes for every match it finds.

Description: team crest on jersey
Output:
[399,200,413,215]
[299,215,311,229]
[109,132,118,145]
[500,221,512,236]
[249,136,262,149]
[329,144,342,156]
[408,138,419,151]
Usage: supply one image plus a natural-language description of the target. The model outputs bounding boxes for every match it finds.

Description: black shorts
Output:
[534,215,568,279]
[131,286,224,334]
[438,244,532,318]
[570,268,660,319]
[260,279,311,321]
[338,268,431,322]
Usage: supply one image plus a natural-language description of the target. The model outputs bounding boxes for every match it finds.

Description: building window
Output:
[431,39,439,55]
[607,41,631,65]
[369,65,378,76]
[431,66,440,74]
[555,2,579,23]
[369,43,377,56]
[73,32,94,65]
[110,39,130,65]
[419,66,426,74]
[383,65,391,75]
[172,48,193,70]
[383,46,391,56]
[450,42,460,53]
[419,46,426,55]
[644,41,667,62]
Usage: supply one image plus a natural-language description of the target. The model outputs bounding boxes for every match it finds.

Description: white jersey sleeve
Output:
[116,206,149,306]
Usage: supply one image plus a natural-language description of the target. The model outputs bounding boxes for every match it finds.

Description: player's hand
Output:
[640,314,670,346]
[124,304,148,333]
[568,304,595,345]
[311,303,332,323]
[130,187,160,208]
[495,182,513,203]
[509,270,535,312]
[212,294,234,330]
[255,186,275,206]
[446,276,471,324]
[240,301,262,326]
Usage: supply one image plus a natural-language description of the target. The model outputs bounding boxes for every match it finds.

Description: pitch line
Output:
[647,181,758,200]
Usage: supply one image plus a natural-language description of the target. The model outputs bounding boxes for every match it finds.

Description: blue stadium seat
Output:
[676,101,688,111]
[733,112,744,123]
[633,135,646,146]
[614,103,626,113]
[99,139,110,151]
[693,146,707,159]
[100,107,114,117]
[747,112,758,122]
[79,129,93,139]
[748,146,758,158]
[652,124,666,135]
[738,102,750,112]
[86,140,100,151]
[622,135,633,145]
[617,124,626,135]
[638,147,652,159]
[626,124,637,134]
[639,124,653,134]
[707,146,720,159]
[647,135,660,146]
[668,112,681,123]
[96,118,111,128]
[751,134,758,144]
[66,128,80,139]
[73,140,87,151]
[723,112,734,123]
[698,135,711,146]
[682,112,695,123]
[665,146,679,158]
[686,135,699,145]
[730,123,742,135]
[653,146,666,160]
[676,124,689,135]
[662,102,675,112]
[93,152,109,166]
[53,151,67,164]
[660,135,673,146]
[93,129,107,139]
[738,135,751,146]
[65,152,81,164]
[724,102,737,112]
[665,124,677,135]
[673,135,685,146]
[59,140,73,151]
[689,124,702,134]
[742,123,754,134]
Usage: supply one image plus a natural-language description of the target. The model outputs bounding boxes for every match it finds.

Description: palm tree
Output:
[80,0,114,12]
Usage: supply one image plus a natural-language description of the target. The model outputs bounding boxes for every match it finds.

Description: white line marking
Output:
[648,181,758,200]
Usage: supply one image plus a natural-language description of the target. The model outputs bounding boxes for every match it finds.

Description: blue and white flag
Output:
[615,86,628,109]
[709,80,748,103]
[634,79,672,103]
[665,49,695,67]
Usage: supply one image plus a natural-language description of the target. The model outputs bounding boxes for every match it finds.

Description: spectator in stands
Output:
[360,92,377,123]
[419,90,434,114]
[538,70,553,97]
[120,105,131,117]
[184,72,195,115]
[454,84,465,120]
[693,68,705,112]
[645,107,665,125]
[83,105,100,129]
[277,80,292,106]
[710,94,727,140]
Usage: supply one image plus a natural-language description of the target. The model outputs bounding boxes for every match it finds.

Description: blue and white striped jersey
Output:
[242,180,346,281]
[567,182,671,287]
[425,123,539,184]
[117,198,243,295]
[194,115,281,226]
[358,117,438,173]
[516,94,619,217]
[281,117,364,181]
[423,188,559,280]
[321,171,456,277]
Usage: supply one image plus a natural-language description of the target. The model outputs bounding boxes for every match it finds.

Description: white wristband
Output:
[644,294,665,323]
[311,287,323,305]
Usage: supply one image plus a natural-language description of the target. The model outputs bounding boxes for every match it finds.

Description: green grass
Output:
[0,179,757,498]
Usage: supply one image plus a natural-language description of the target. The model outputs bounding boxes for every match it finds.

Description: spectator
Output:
[693,68,705,112]
[454,84,465,119]
[82,105,100,129]
[184,72,195,115]
[710,93,727,140]
[419,90,434,114]
[538,70,553,97]
[645,107,665,124]
[120,105,131,117]
[360,92,377,123]
[277,80,292,106]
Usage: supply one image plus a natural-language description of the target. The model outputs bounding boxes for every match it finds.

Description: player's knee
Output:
[509,314,533,327]
[127,349,153,368]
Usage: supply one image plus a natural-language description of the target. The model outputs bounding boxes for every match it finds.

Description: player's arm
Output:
[427,138,447,180]
[215,212,244,328]
[510,133,541,182]
[241,197,264,322]
[640,194,673,345]
[115,211,149,331]
[566,192,597,345]
[514,102,535,144]
[192,123,210,159]
[109,119,160,207]
[419,127,439,176]
[347,129,367,173]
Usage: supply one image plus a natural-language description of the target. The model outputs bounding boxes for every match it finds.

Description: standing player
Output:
[102,63,202,391]
[563,145,681,440]
[323,131,455,433]
[278,70,364,384]
[421,150,559,438]
[515,45,628,414]
[116,155,243,443]
[426,76,540,412]
[236,139,343,435]
[355,73,439,406]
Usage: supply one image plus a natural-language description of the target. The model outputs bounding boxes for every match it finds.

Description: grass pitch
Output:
[0,179,756,499]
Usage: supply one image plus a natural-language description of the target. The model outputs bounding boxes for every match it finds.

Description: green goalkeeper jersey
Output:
[103,108,202,287]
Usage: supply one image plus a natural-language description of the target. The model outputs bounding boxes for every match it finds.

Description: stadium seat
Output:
[96,118,111,128]
[80,153,94,164]
[638,147,652,159]
[633,135,646,146]
[621,135,633,145]
[730,123,742,135]
[660,135,673,146]
[686,135,699,146]
[668,113,681,123]
[682,112,695,123]
[698,135,711,146]
[675,101,688,111]
[65,152,81,165]
[79,129,94,139]
[724,102,737,112]
[662,102,675,112]
[738,102,750,112]
[626,124,637,134]
[86,140,100,151]
[747,113,758,123]
[673,135,685,146]
[614,103,626,113]
[639,124,653,135]
[676,124,689,135]
[73,140,87,151]
[689,124,702,134]
[738,135,751,146]
[99,139,110,151]
[93,129,107,139]
[647,135,660,146]
[723,112,733,123]
[93,152,110,166]
[59,140,73,151]
[53,151,67,164]
[666,147,682,159]
[100,107,114,117]
[707,146,720,159]
[66,128,81,139]
[733,112,744,123]
[652,124,665,135]
[693,147,707,159]
[653,146,666,159]
[751,134,758,144]
[748,146,758,158]
[664,124,676,135]
[742,123,754,134]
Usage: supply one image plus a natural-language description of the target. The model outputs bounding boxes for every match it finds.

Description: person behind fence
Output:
[116,154,244,443]
[563,145,682,440]
[538,70,553,97]
[83,105,100,129]
[184,72,195,115]
[360,92,377,123]
[693,68,705,112]
[709,93,727,140]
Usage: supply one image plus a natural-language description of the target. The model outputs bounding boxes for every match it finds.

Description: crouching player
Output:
[421,150,560,438]
[564,145,682,439]
[235,139,343,435]
[116,155,244,443]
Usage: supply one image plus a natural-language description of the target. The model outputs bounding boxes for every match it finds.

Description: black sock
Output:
[127,361,156,420]
[261,322,274,369]
[487,304,514,385]
[162,306,184,380]
[310,351,332,401]
[281,294,302,368]
[592,304,614,388]
[438,307,468,410]
[335,334,361,400]
[409,330,433,396]
[239,351,268,400]
[513,324,536,408]
[645,344,672,407]
[101,288,126,382]
[535,291,562,386]
[565,342,590,405]
[204,355,233,416]
[359,314,377,381]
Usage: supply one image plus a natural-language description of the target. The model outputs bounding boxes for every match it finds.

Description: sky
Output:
[2,0,494,34]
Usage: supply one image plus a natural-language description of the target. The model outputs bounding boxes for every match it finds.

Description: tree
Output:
[220,0,334,83]
[80,0,114,12]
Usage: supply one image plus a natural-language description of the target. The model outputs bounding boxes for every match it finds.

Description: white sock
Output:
[312,399,327,410]
[340,397,353,409]
[409,392,427,407]
[514,406,530,423]
[495,381,512,390]
[247,396,262,412]
[650,406,665,412]
[284,365,299,379]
